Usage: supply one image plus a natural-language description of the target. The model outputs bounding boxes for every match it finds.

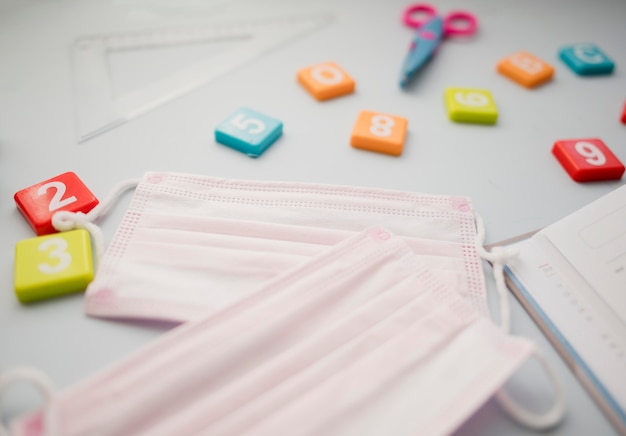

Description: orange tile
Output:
[350,110,408,156]
[497,51,554,88]
[297,61,355,101]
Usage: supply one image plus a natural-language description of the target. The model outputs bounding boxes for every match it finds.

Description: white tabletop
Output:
[1,0,624,434]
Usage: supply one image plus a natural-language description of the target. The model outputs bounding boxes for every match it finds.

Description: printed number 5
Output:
[38,238,71,274]
[231,113,266,134]
[575,141,606,166]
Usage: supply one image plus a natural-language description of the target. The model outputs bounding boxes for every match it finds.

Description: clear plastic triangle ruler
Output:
[71,14,330,143]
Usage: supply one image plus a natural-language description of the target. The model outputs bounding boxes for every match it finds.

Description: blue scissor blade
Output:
[399,16,444,88]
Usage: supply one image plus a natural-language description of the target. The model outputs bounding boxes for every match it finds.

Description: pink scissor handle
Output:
[402,3,478,37]
[402,4,437,29]
[442,11,478,36]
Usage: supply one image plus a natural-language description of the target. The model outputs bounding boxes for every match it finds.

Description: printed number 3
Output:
[231,113,266,134]
[575,141,606,166]
[369,115,395,137]
[38,238,71,274]
[37,181,77,212]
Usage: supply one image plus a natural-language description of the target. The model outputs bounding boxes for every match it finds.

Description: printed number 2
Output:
[37,181,77,212]
[38,238,71,274]
[231,113,266,134]
[575,141,606,166]
[369,115,395,137]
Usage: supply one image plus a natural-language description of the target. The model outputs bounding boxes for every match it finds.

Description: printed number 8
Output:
[455,92,488,107]
[38,238,72,274]
[575,141,606,166]
[369,115,395,137]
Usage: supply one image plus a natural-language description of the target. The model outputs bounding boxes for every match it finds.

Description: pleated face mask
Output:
[5,229,560,436]
[76,171,490,324]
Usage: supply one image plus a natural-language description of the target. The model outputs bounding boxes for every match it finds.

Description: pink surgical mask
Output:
[77,171,489,323]
[1,172,565,435]
[4,229,559,436]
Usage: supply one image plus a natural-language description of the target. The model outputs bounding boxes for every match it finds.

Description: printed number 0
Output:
[575,141,606,166]
[37,181,77,212]
[311,65,344,85]
[38,238,71,274]
[231,114,265,134]
[455,92,488,107]
[369,115,395,137]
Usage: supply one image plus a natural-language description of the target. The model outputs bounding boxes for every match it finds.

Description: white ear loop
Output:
[0,367,57,436]
[51,178,140,264]
[473,212,566,430]
[1,180,140,435]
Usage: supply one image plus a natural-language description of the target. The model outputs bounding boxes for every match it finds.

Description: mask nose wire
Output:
[473,211,566,430]
[51,178,140,265]
[0,367,58,436]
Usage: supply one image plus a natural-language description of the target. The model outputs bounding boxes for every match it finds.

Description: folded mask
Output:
[4,229,559,436]
[68,171,492,324]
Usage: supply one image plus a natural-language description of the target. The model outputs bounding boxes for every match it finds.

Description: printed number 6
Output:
[37,181,77,212]
[455,92,488,107]
[369,115,395,137]
[38,238,72,274]
[575,141,606,166]
[231,113,266,134]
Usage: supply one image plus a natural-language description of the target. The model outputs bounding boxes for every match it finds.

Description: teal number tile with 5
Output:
[215,108,283,157]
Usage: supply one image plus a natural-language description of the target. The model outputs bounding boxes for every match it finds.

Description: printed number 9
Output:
[231,113,265,134]
[369,115,395,137]
[455,92,488,107]
[575,141,606,166]
[38,238,71,274]
[311,65,344,85]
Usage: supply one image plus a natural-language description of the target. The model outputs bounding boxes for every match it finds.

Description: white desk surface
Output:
[1,0,625,434]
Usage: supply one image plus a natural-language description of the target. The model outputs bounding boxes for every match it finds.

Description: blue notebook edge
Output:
[503,264,626,433]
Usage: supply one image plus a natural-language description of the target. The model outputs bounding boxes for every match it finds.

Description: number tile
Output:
[444,88,498,125]
[297,61,355,101]
[14,172,99,236]
[14,229,94,303]
[215,107,283,157]
[559,43,614,76]
[350,110,408,156]
[497,51,554,88]
[552,138,625,182]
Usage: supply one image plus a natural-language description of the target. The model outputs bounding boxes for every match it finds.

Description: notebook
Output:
[501,184,626,434]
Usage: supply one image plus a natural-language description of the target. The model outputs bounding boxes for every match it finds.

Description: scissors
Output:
[399,3,478,88]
